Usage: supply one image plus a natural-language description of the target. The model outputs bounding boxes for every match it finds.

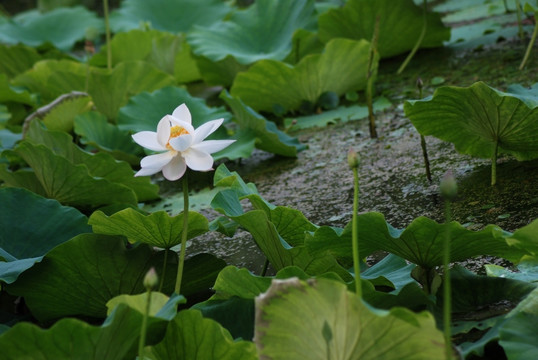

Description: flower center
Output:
[166,125,189,150]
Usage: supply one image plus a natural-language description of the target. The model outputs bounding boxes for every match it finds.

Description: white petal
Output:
[140,151,175,169]
[135,166,161,177]
[132,131,166,151]
[184,148,214,171]
[156,117,171,148]
[171,103,192,125]
[169,134,193,152]
[162,155,187,181]
[191,139,235,154]
[193,118,224,144]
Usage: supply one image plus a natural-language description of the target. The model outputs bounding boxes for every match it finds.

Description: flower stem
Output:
[174,175,189,295]
[366,16,380,139]
[158,248,169,293]
[103,0,112,71]
[491,140,498,186]
[351,166,362,298]
[443,199,453,359]
[138,288,152,359]
[516,0,523,40]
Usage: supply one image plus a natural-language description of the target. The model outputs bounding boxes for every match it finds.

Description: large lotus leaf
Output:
[211,189,352,280]
[230,38,374,113]
[499,312,538,360]
[148,309,257,360]
[219,90,305,157]
[74,111,142,165]
[440,266,536,313]
[0,44,42,79]
[89,208,209,248]
[309,212,528,270]
[26,120,159,202]
[89,29,200,83]
[187,0,315,65]
[1,141,138,207]
[110,0,231,33]
[41,94,93,133]
[117,86,231,132]
[318,0,450,58]
[88,61,176,120]
[0,7,103,51]
[0,297,183,360]
[404,81,538,161]
[0,74,35,106]
[485,259,538,283]
[13,59,87,104]
[357,212,529,269]
[0,188,90,284]
[504,217,538,256]
[193,54,248,87]
[255,277,444,360]
[4,234,221,322]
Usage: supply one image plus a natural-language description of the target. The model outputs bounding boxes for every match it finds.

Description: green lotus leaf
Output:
[5,234,221,322]
[404,81,538,184]
[255,277,445,360]
[318,0,450,58]
[193,54,248,87]
[187,0,315,65]
[0,74,36,106]
[106,292,184,319]
[211,187,352,281]
[148,309,257,360]
[1,141,138,208]
[357,212,529,269]
[41,94,93,133]
[499,312,538,360]
[486,259,538,283]
[89,208,209,248]
[89,29,200,83]
[230,38,375,113]
[88,61,176,120]
[117,86,231,132]
[0,297,183,360]
[0,188,90,283]
[0,43,42,79]
[0,7,103,51]
[110,0,231,33]
[25,120,159,203]
[441,266,536,313]
[219,90,306,157]
[13,59,87,104]
[504,218,538,256]
[0,128,21,151]
[74,111,142,165]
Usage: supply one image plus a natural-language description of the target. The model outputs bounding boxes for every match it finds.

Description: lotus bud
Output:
[440,171,458,200]
[348,148,360,169]
[416,77,423,91]
[143,267,158,290]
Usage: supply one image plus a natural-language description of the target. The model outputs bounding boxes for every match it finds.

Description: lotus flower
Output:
[132,104,235,181]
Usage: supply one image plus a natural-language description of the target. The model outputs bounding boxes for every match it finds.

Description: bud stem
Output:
[351,166,362,298]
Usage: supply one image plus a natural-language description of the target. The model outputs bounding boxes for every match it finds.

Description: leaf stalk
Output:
[175,174,190,294]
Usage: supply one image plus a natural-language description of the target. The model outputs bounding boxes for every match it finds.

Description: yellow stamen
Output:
[166,125,189,150]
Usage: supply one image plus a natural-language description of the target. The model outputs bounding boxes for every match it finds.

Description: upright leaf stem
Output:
[366,16,380,139]
[491,140,498,186]
[519,12,538,70]
[174,174,190,294]
[103,0,112,71]
[397,0,427,74]
[443,199,453,360]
